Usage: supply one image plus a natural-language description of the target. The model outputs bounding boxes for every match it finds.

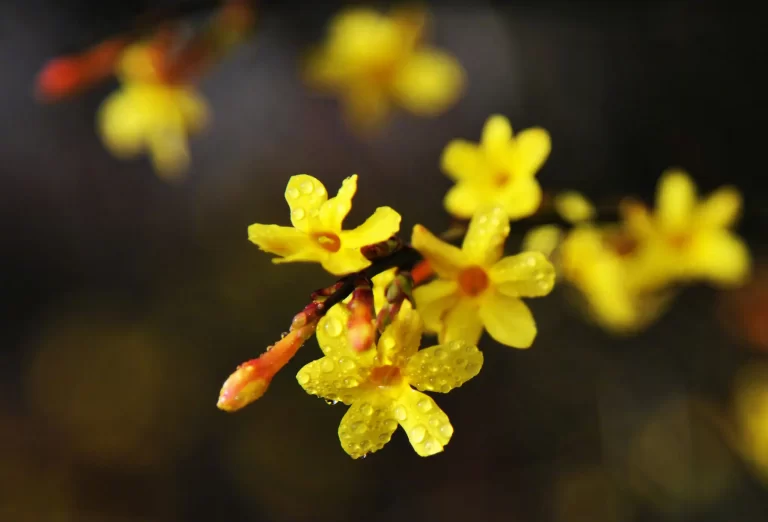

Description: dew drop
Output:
[434,348,446,360]
[428,417,440,428]
[417,399,432,412]
[465,362,478,374]
[440,383,451,393]
[297,372,310,385]
[291,208,306,221]
[393,406,407,421]
[351,421,367,434]
[384,419,398,430]
[300,180,314,194]
[321,359,335,372]
[323,317,343,338]
[340,430,350,440]
[378,433,389,442]
[454,358,465,366]
[439,424,454,438]
[410,425,426,443]
[360,403,373,416]
[343,377,359,387]
[477,215,488,225]
[339,357,356,371]
[286,187,300,199]
[448,340,463,351]
[381,336,396,352]
[424,440,435,453]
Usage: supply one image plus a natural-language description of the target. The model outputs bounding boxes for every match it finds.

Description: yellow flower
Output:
[441,115,551,220]
[624,169,750,288]
[296,302,483,458]
[304,7,465,129]
[248,174,402,276]
[97,43,208,179]
[412,207,555,348]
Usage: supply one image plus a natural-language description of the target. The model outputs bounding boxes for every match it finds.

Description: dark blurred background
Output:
[1,1,768,521]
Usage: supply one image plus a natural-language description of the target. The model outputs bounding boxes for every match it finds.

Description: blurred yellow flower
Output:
[304,7,465,129]
[97,42,208,179]
[412,207,555,348]
[554,190,596,224]
[441,115,551,220]
[248,174,402,275]
[623,169,750,288]
[296,302,483,458]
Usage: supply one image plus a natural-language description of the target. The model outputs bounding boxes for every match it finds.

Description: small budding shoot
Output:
[346,279,376,352]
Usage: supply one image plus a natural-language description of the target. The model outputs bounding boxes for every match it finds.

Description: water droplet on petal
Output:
[440,383,451,393]
[429,417,440,428]
[434,348,446,360]
[449,340,463,351]
[351,421,367,434]
[417,399,432,412]
[465,362,478,374]
[291,208,305,220]
[410,424,426,443]
[297,372,310,385]
[394,406,407,421]
[439,424,454,438]
[339,356,356,371]
[424,440,434,453]
[323,317,343,338]
[300,180,314,194]
[321,359,335,372]
[286,187,300,199]
[360,403,373,416]
[384,419,398,430]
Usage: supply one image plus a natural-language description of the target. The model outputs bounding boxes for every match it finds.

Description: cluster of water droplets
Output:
[404,339,482,393]
[286,178,327,225]
[463,207,510,257]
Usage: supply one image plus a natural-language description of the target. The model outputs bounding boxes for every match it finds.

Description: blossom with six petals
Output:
[297,302,483,458]
[441,115,551,220]
[412,207,556,348]
[248,174,402,275]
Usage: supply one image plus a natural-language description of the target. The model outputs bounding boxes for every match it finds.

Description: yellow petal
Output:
[478,291,536,348]
[481,114,512,155]
[512,127,551,177]
[554,191,596,224]
[321,248,372,276]
[412,279,459,333]
[344,86,392,131]
[341,206,402,249]
[411,224,466,279]
[499,176,543,220]
[372,268,398,314]
[656,169,696,230]
[441,140,483,181]
[175,88,209,131]
[392,48,465,116]
[394,388,454,457]
[462,207,510,266]
[696,186,742,229]
[317,305,376,364]
[97,88,145,158]
[285,174,328,232]
[338,393,399,459]
[403,339,483,393]
[296,356,364,405]
[440,297,483,345]
[247,223,315,257]
[521,225,562,257]
[377,301,422,366]
[489,252,556,297]
[688,230,751,287]
[319,174,357,231]
[147,128,190,179]
[443,182,482,219]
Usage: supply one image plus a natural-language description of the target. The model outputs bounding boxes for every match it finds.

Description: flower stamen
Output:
[313,232,342,252]
[457,265,489,297]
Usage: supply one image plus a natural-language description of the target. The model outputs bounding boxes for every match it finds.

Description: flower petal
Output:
[341,206,402,249]
[317,305,377,366]
[147,128,190,179]
[512,127,551,176]
[392,48,465,116]
[696,186,742,229]
[440,297,483,345]
[521,225,562,257]
[322,248,372,276]
[413,279,459,333]
[97,88,145,158]
[490,252,556,298]
[411,224,466,279]
[554,191,596,224]
[394,388,454,457]
[481,114,512,155]
[285,174,328,232]
[320,174,357,232]
[462,207,510,266]
[377,301,422,366]
[478,291,537,348]
[404,339,483,393]
[499,175,543,220]
[338,393,399,459]
[441,140,483,181]
[656,169,696,230]
[248,223,315,257]
[344,86,392,131]
[443,181,482,219]
[296,356,365,405]
[688,230,751,287]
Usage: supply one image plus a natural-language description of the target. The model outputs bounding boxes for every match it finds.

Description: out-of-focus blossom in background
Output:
[304,6,465,131]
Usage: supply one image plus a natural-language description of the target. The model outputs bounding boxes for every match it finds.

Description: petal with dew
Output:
[404,339,483,393]
[656,169,696,230]
[462,207,510,266]
[338,393,399,458]
[499,175,543,220]
[341,206,402,249]
[512,127,551,177]
[377,301,422,366]
[411,224,466,279]
[490,251,556,298]
[441,140,483,181]
[317,305,377,366]
[443,182,484,219]
[413,279,460,333]
[478,291,537,348]
[521,225,562,257]
[321,249,372,276]
[248,223,314,257]
[696,186,742,229]
[320,174,357,232]
[394,388,454,457]
[285,174,328,232]
[441,297,483,345]
[688,230,751,287]
[392,48,465,116]
[296,356,365,406]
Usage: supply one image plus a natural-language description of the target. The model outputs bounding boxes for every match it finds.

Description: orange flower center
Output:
[668,233,692,250]
[603,232,638,258]
[458,265,489,297]
[312,232,341,252]
[369,365,401,386]
[493,172,511,187]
